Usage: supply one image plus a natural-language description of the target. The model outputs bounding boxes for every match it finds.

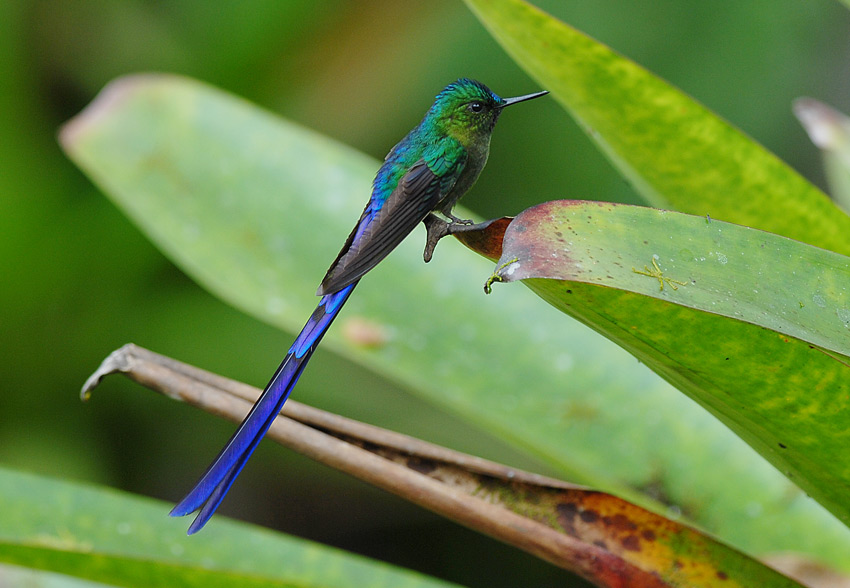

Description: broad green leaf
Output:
[0,466,459,588]
[60,74,850,569]
[462,0,850,255]
[474,200,850,525]
[0,563,113,588]
[794,98,850,214]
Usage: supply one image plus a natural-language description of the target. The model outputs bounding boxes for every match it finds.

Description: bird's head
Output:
[427,78,547,145]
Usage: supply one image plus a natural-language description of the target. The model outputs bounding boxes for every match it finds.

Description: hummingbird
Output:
[170,78,548,534]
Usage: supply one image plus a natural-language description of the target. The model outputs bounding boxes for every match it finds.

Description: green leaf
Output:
[462,0,850,255]
[478,200,850,526]
[59,74,850,570]
[0,466,459,588]
[0,564,115,588]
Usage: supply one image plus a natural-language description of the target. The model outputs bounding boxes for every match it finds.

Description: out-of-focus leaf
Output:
[466,199,850,527]
[794,98,850,214]
[462,0,850,255]
[0,563,112,588]
[59,74,850,569]
[0,466,460,588]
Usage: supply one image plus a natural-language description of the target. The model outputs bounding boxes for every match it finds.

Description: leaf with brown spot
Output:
[462,199,850,533]
[81,344,805,588]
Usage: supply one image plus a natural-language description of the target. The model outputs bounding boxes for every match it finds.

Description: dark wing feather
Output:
[318,160,448,296]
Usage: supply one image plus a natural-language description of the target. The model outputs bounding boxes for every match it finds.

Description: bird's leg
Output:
[423,207,475,262]
[423,213,449,263]
[423,213,498,263]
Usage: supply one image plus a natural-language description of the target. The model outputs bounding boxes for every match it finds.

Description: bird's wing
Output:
[318,157,462,296]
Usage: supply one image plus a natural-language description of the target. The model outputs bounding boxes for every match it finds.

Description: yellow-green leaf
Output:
[468,200,850,527]
[463,0,850,254]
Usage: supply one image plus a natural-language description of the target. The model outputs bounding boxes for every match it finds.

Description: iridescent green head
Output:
[426,78,548,144]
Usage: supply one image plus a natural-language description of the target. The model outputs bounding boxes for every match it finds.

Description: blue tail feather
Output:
[171,283,356,533]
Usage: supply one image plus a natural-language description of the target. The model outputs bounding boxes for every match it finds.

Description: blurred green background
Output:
[3,0,849,586]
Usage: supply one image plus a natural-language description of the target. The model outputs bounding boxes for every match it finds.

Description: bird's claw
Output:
[447,214,474,226]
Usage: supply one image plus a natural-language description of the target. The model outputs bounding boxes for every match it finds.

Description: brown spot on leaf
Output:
[642,529,656,542]
[604,513,638,532]
[580,509,599,523]
[621,535,641,551]
[716,571,728,580]
[556,502,579,535]
[556,501,579,520]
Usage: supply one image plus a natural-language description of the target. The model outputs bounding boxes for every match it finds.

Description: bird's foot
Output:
[445,212,474,226]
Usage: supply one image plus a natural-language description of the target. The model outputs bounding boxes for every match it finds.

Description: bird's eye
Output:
[469,101,484,112]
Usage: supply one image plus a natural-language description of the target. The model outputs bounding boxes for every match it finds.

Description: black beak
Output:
[500,90,549,108]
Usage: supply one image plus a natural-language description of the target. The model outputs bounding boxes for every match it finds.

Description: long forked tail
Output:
[170,282,357,534]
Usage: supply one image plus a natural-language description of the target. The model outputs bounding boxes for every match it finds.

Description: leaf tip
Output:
[793,97,850,151]
[58,73,175,154]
